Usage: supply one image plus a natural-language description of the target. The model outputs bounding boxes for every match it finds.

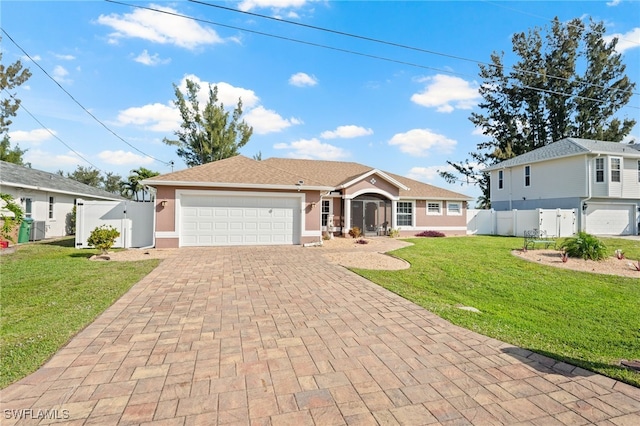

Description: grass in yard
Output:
[0,238,160,389]
[356,236,640,387]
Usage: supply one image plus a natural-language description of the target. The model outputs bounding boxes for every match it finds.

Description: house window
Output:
[427,202,442,215]
[498,170,504,189]
[524,165,531,187]
[595,158,604,183]
[447,202,461,215]
[396,202,413,227]
[321,200,331,227]
[48,197,54,219]
[25,198,32,218]
[611,158,621,183]
[637,160,640,183]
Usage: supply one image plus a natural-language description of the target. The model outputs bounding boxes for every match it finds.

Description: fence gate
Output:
[467,208,577,237]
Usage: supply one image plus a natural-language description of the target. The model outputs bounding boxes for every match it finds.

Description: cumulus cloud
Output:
[54,53,75,60]
[96,4,223,49]
[605,27,640,53]
[116,103,180,132]
[98,150,154,166]
[411,74,480,113]
[52,65,71,84]
[606,0,621,6]
[25,149,86,169]
[178,74,260,109]
[321,125,373,139]
[289,72,318,87]
[134,49,170,66]
[388,129,457,157]
[8,129,55,145]
[244,106,301,134]
[274,138,348,160]
[239,0,307,12]
[406,164,456,182]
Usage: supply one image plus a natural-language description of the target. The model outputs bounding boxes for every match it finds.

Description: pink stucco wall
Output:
[344,175,400,198]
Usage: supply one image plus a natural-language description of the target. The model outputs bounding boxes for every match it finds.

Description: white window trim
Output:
[497,170,504,190]
[637,160,640,183]
[426,201,443,216]
[446,202,462,216]
[610,157,621,183]
[524,165,531,187]
[595,157,605,184]
[396,201,414,227]
[321,199,333,230]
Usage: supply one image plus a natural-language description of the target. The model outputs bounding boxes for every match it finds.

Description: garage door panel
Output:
[586,204,634,235]
[180,194,299,246]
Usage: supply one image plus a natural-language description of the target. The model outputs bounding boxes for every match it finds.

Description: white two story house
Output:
[483,138,640,236]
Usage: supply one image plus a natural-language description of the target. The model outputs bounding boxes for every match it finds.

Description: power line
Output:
[0,28,172,166]
[106,1,640,111]
[188,0,640,99]
[3,89,102,171]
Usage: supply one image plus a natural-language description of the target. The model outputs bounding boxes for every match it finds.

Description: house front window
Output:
[637,160,640,183]
[427,202,442,215]
[48,196,54,219]
[611,158,621,183]
[25,198,32,218]
[595,158,604,183]
[396,201,413,227]
[447,202,461,215]
[498,170,504,189]
[321,200,331,227]
[524,165,531,187]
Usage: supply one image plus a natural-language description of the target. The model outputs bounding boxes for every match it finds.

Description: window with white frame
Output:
[498,170,504,189]
[48,196,54,219]
[447,202,461,215]
[611,158,621,183]
[396,201,413,226]
[321,200,331,227]
[25,198,32,218]
[595,157,604,183]
[427,202,442,215]
[524,165,531,187]
[637,160,640,183]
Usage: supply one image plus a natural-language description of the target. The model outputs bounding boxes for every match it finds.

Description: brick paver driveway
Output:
[2,246,639,425]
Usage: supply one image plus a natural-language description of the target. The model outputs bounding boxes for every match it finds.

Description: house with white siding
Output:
[483,138,640,236]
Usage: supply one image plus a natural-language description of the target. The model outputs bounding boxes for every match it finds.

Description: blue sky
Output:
[2,0,639,204]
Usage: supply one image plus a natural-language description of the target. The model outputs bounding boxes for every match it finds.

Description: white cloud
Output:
[606,0,621,6]
[134,49,170,66]
[54,54,75,60]
[25,149,86,169]
[98,150,154,166]
[244,106,301,134]
[289,72,318,87]
[8,129,55,145]
[321,125,373,139]
[274,138,348,160]
[406,164,456,182]
[605,27,640,53]
[52,65,71,84]
[388,129,457,157]
[116,103,180,132]
[96,4,224,49]
[239,0,307,12]
[178,74,260,109]
[411,74,480,113]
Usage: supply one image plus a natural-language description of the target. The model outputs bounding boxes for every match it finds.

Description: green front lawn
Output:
[0,238,160,389]
[356,236,640,387]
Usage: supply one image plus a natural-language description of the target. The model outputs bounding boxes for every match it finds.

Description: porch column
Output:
[344,198,351,236]
[391,199,398,229]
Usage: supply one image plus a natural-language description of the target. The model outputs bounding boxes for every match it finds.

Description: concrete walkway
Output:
[1,246,639,425]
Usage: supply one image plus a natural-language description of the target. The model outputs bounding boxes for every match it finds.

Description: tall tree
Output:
[441,18,636,206]
[64,166,103,188]
[103,172,125,195]
[164,79,253,167]
[123,167,159,201]
[0,135,27,165]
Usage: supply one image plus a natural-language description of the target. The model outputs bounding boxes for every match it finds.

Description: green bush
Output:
[560,232,607,261]
[87,225,120,254]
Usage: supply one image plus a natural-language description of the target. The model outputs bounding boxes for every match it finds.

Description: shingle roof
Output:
[145,155,472,200]
[0,161,124,200]
[483,138,640,172]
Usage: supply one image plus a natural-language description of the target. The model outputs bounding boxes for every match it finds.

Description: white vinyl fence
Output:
[467,208,577,237]
[75,199,154,249]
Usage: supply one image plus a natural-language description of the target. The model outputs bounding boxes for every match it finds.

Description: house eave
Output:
[0,180,123,201]
[141,180,334,192]
[339,169,410,191]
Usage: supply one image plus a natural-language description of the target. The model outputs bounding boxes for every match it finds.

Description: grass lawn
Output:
[355,235,640,387]
[0,238,160,389]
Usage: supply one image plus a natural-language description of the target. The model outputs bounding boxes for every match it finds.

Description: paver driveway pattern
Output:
[2,246,639,425]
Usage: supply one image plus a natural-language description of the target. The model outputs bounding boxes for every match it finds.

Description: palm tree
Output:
[124,168,159,201]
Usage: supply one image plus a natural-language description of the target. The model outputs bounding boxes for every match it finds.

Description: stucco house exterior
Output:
[0,160,125,240]
[142,155,472,248]
[483,138,640,235]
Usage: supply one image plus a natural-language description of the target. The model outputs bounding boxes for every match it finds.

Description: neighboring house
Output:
[483,138,640,236]
[142,155,472,248]
[0,161,125,240]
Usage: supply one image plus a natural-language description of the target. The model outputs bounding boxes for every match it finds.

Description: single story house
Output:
[143,155,473,248]
[0,160,125,240]
[483,138,640,235]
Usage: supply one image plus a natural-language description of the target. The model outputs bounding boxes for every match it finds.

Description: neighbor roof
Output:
[145,155,472,201]
[483,138,640,172]
[0,161,124,200]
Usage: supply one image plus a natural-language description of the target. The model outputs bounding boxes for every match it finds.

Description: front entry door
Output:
[351,200,380,236]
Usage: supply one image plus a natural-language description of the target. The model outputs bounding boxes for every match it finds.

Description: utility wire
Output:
[3,89,102,171]
[188,0,640,98]
[106,1,640,111]
[1,28,172,166]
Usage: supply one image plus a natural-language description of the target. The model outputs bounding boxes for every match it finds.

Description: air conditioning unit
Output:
[30,221,46,241]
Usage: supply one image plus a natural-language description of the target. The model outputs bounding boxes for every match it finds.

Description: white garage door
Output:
[585,204,635,235]
[181,194,299,246]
